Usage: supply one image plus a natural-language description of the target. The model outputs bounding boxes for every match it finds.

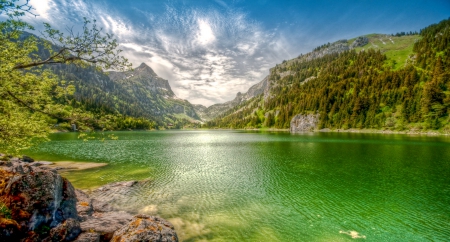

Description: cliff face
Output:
[290,114,320,133]
[109,63,176,98]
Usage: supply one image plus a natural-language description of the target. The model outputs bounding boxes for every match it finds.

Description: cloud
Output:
[25,0,292,106]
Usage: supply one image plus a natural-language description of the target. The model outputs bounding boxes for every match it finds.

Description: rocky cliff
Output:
[290,114,320,133]
[0,158,178,242]
[109,63,175,98]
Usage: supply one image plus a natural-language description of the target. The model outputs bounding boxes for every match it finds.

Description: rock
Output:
[0,217,21,240]
[74,232,100,242]
[91,199,113,213]
[0,160,78,241]
[49,218,81,241]
[111,214,178,242]
[290,114,320,133]
[22,155,34,163]
[350,36,369,48]
[75,189,94,219]
[1,159,178,241]
[89,180,150,212]
[34,161,54,166]
[80,211,133,241]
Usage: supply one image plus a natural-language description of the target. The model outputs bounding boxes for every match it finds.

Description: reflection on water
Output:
[28,131,450,241]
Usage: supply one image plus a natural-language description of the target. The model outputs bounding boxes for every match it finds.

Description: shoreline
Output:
[315,128,449,136]
[211,127,450,136]
[37,160,108,171]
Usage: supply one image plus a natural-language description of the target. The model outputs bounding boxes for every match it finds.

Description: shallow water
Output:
[27,130,450,241]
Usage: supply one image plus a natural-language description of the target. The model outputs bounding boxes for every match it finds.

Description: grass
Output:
[351,34,420,69]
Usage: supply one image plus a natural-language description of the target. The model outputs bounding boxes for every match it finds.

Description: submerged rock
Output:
[79,211,133,241]
[111,214,178,242]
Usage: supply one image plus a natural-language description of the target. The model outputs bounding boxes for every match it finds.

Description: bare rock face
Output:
[0,159,79,241]
[290,114,320,132]
[111,214,178,242]
[350,36,369,48]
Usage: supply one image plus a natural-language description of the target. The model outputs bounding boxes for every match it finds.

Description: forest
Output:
[206,18,450,131]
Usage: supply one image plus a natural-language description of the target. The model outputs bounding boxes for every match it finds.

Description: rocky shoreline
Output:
[0,157,178,242]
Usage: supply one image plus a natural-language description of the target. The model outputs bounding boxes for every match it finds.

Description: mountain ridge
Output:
[196,31,417,121]
[205,18,449,131]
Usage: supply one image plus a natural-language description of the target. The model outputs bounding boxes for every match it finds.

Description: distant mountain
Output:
[198,35,370,121]
[206,19,450,131]
[108,63,200,122]
[21,31,202,128]
[193,76,268,121]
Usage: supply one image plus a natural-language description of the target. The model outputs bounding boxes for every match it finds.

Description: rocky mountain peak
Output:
[135,62,157,77]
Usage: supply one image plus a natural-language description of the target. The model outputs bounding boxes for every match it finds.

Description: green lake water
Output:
[27,130,450,241]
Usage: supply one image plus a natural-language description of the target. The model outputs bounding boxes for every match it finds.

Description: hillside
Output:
[202,32,419,122]
[20,31,202,129]
[194,76,268,121]
[205,18,450,132]
[108,63,200,122]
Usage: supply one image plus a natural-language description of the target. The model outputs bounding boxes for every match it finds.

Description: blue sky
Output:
[26,0,449,106]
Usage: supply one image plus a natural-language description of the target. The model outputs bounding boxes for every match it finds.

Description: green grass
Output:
[352,34,420,69]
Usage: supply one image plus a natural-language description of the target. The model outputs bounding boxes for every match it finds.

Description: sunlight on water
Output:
[27,131,450,241]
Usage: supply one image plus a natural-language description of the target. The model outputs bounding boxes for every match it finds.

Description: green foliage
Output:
[0,0,131,155]
[207,18,450,131]
[352,34,419,69]
[0,199,12,219]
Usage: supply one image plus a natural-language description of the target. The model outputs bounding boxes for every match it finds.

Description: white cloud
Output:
[196,19,216,45]
[29,0,52,20]
[25,0,290,106]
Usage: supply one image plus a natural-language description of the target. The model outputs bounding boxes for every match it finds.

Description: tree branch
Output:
[5,90,71,121]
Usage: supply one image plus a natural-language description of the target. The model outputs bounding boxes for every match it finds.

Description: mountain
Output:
[108,63,200,122]
[193,76,268,121]
[198,35,372,121]
[21,31,202,128]
[205,19,450,131]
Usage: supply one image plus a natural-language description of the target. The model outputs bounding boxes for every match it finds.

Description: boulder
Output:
[79,211,133,241]
[111,214,178,242]
[49,218,81,241]
[1,159,178,242]
[0,160,78,240]
[0,217,21,240]
[290,114,320,132]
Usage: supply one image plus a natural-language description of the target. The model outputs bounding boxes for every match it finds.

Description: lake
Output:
[27,130,450,241]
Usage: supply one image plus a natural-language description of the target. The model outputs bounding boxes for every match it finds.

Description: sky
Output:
[23,0,450,106]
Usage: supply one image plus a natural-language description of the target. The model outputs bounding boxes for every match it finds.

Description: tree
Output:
[0,0,131,154]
